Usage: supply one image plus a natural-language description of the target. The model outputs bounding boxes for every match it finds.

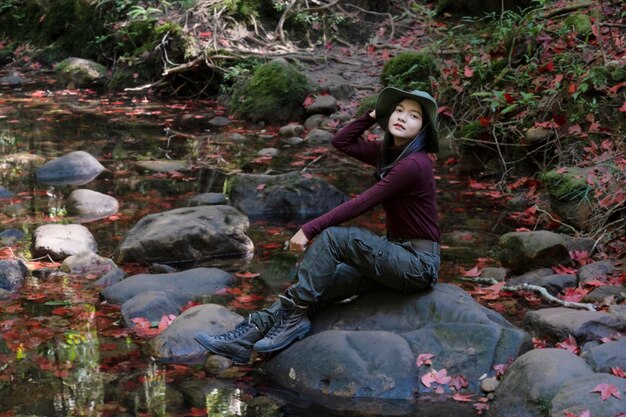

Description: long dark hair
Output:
[375,122,430,181]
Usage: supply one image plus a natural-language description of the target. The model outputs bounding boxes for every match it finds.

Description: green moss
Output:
[608,63,626,83]
[155,22,197,61]
[380,52,439,91]
[536,397,552,417]
[57,58,105,77]
[540,167,590,202]
[230,60,311,122]
[565,13,592,36]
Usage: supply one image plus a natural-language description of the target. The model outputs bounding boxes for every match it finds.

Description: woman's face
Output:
[387,98,423,146]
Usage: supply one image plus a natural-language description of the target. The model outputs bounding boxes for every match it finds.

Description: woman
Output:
[195,87,441,364]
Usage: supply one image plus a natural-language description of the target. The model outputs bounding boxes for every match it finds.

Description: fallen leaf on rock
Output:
[565,410,591,417]
[449,374,468,390]
[421,368,452,388]
[416,353,434,366]
[453,393,473,402]
[611,366,625,378]
[591,382,621,400]
[461,266,482,277]
[556,334,579,354]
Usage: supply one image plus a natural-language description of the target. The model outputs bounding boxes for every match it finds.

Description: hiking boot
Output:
[195,319,263,364]
[253,295,311,353]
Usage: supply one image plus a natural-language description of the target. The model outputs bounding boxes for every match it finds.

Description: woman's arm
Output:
[301,156,426,239]
[331,113,380,167]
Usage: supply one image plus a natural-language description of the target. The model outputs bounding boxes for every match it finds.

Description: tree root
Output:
[120,0,395,95]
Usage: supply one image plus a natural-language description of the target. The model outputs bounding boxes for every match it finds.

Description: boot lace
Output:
[214,320,254,341]
[265,318,288,339]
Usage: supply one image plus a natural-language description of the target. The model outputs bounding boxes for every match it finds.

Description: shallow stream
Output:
[0,73,524,416]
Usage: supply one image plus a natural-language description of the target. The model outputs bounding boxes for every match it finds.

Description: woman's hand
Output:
[289,229,309,252]
[427,153,437,163]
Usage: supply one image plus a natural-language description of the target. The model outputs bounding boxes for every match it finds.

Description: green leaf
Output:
[501,104,518,114]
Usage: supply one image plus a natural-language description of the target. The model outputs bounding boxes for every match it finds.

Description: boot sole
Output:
[194,334,250,365]
[253,323,311,353]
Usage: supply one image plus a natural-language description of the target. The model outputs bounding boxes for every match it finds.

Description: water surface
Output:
[0,73,520,416]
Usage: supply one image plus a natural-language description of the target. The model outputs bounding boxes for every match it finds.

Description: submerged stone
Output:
[35,150,105,186]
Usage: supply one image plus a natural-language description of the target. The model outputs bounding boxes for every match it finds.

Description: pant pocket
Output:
[402,255,436,292]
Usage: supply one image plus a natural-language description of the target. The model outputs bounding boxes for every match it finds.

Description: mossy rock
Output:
[230,59,311,123]
[565,13,593,37]
[56,57,107,88]
[380,51,439,91]
[540,167,590,202]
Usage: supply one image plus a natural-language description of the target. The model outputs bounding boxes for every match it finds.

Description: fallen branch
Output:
[301,152,328,173]
[543,1,594,19]
[533,205,580,235]
[460,277,597,311]
[124,79,169,92]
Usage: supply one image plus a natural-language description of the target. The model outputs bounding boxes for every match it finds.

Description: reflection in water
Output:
[206,387,246,417]
[140,362,167,416]
[52,306,103,416]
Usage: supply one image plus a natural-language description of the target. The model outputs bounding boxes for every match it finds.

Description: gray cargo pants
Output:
[249,226,440,333]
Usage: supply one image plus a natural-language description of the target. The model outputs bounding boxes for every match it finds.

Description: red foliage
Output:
[591,382,621,400]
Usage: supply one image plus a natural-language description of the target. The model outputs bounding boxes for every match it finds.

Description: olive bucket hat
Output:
[375,87,439,153]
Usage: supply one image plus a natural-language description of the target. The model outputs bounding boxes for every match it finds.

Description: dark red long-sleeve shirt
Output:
[301,113,440,242]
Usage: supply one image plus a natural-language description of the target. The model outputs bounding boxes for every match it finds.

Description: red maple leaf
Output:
[608,81,626,94]
[560,286,588,302]
[468,179,489,189]
[591,382,621,400]
[555,334,579,354]
[452,393,473,402]
[416,353,434,366]
[449,374,468,390]
[235,271,261,279]
[584,279,606,287]
[493,363,510,377]
[157,314,176,332]
[611,367,626,378]
[552,264,577,274]
[234,294,264,304]
[302,95,315,108]
[565,411,591,417]
[460,266,482,277]
[532,338,547,348]
[421,368,452,388]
